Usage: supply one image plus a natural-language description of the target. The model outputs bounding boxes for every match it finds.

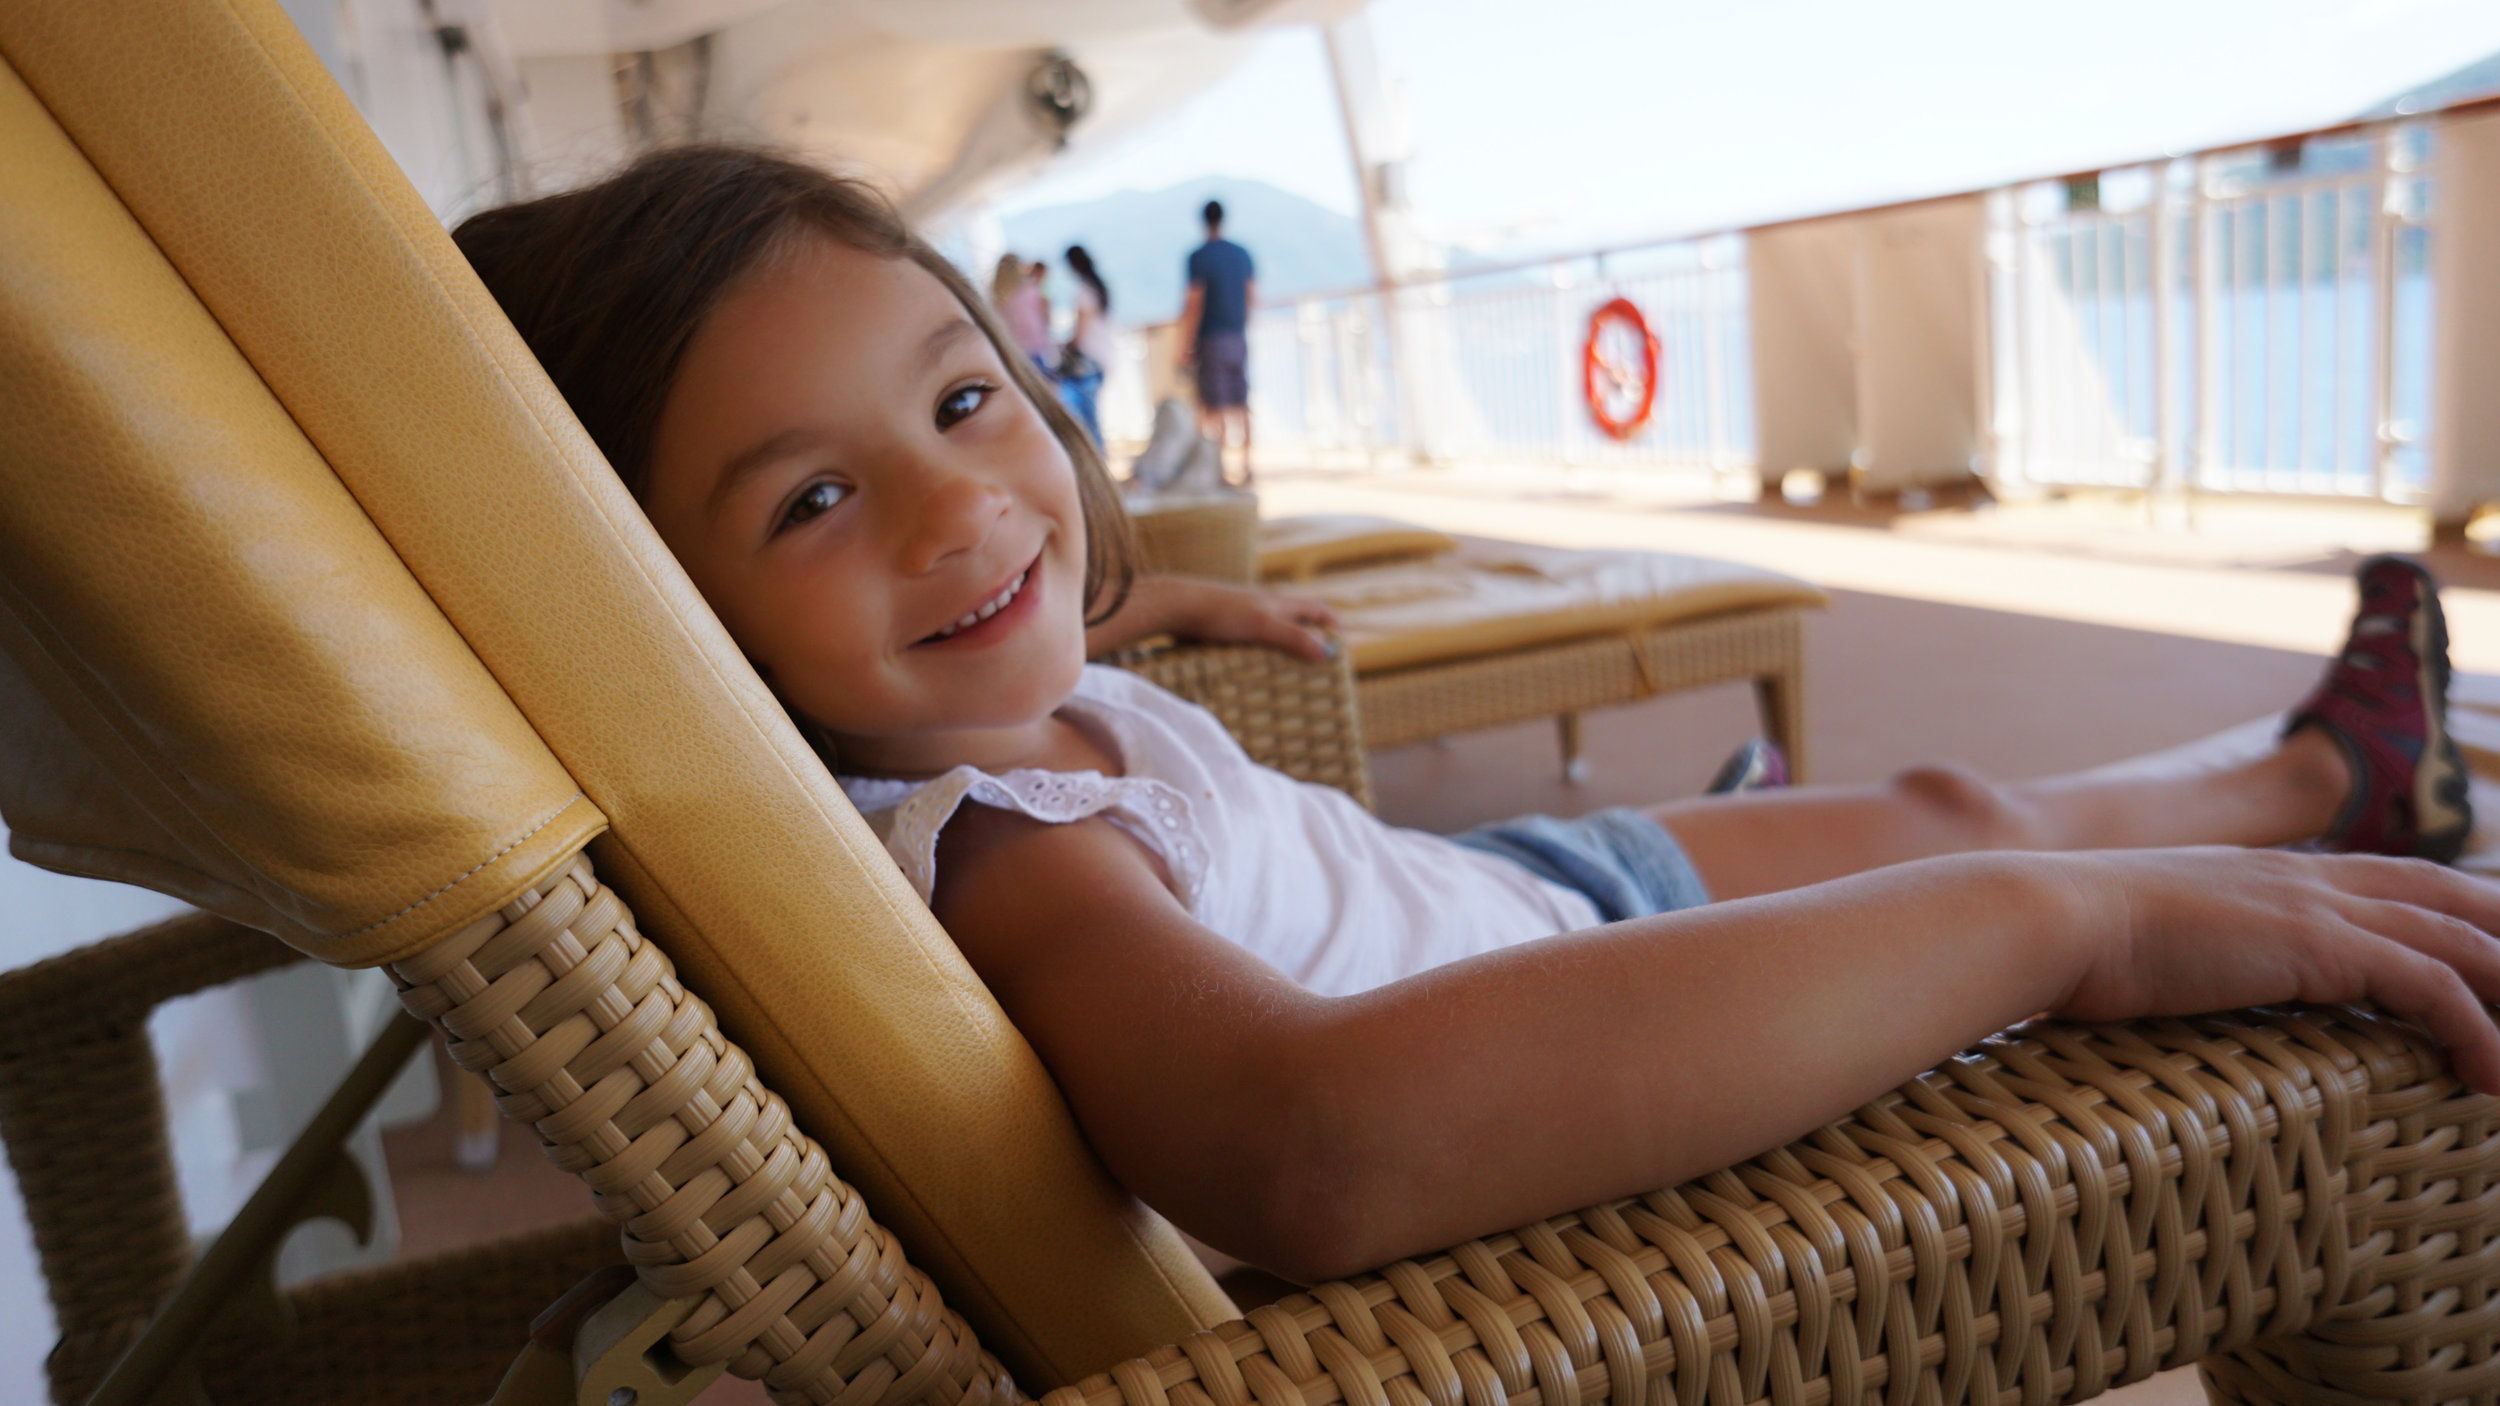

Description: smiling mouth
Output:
[921,563,1033,644]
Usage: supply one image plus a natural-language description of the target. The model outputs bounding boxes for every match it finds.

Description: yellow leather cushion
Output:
[1303,536,1830,673]
[0,0,1226,1383]
[1258,514,1460,581]
[0,56,599,964]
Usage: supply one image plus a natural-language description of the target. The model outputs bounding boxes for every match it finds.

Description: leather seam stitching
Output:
[333,792,587,940]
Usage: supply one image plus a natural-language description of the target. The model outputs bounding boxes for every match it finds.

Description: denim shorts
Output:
[1452,807,1711,923]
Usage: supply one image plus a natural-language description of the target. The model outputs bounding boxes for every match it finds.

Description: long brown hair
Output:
[453,144,1135,622]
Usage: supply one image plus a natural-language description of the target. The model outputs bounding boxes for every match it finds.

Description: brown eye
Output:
[936,382,991,429]
[780,479,848,531]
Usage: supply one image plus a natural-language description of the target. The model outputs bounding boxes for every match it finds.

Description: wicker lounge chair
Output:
[1137,508,1826,783]
[1129,492,1263,587]
[7,7,2500,1406]
[1261,518,1826,781]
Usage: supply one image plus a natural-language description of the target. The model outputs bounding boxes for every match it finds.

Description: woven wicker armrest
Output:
[0,913,304,1399]
[1045,1005,2500,1406]
[1110,639,1374,810]
[1128,495,1261,585]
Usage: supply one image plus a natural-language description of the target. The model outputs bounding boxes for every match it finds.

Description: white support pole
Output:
[1319,17,1425,465]
[2151,162,2180,498]
[1553,264,1583,466]
[2371,128,2402,502]
[2190,158,2219,506]
[2003,189,2031,491]
[1701,241,1733,484]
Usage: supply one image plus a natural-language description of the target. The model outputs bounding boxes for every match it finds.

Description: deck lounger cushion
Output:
[1257,514,1460,581]
[1283,531,1829,673]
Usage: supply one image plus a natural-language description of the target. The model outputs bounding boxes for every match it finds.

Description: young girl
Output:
[456,146,2500,1284]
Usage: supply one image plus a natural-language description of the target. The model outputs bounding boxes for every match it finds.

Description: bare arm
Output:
[1176,284,1204,367]
[1084,573,1338,661]
[936,811,2500,1282]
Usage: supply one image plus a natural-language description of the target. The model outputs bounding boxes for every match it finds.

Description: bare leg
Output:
[1657,727,2351,902]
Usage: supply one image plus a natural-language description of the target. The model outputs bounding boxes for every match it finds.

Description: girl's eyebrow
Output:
[708,427,828,520]
[916,315,980,369]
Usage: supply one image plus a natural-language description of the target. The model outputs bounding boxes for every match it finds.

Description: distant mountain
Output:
[1002,178,1374,326]
[2356,47,2500,118]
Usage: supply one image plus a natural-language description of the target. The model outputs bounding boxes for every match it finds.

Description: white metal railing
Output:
[1993,128,2434,499]
[1230,106,2460,503]
[1245,237,1752,478]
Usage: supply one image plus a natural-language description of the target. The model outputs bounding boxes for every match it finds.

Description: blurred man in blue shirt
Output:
[1178,199,1256,483]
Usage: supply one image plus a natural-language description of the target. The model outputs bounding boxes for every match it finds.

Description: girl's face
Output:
[643,236,1091,773]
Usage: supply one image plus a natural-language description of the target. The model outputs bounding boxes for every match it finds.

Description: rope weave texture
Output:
[1047,1006,2500,1406]
[1131,496,1261,585]
[21,876,2499,1406]
[389,857,1016,1406]
[0,911,296,1406]
[196,1213,625,1405]
[1113,641,1376,809]
[1355,608,1806,755]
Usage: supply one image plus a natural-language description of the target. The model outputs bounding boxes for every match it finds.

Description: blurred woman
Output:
[990,253,1054,370]
[1058,244,1114,444]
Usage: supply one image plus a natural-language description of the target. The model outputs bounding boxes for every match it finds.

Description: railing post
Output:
[1553,263,1582,467]
[1701,241,1732,485]
[2191,156,2220,506]
[2152,161,2181,499]
[2009,187,2035,489]
[2371,126,2403,502]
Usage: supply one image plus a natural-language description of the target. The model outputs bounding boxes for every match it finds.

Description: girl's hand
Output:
[2050,848,2500,1091]
[1089,574,1341,663]
[1168,578,1339,662]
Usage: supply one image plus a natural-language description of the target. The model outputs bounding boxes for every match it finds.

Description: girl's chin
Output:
[921,644,1087,718]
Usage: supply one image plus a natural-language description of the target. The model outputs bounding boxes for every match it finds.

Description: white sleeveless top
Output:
[839,666,1600,996]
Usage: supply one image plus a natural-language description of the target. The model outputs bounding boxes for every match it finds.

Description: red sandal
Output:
[2288,555,2472,863]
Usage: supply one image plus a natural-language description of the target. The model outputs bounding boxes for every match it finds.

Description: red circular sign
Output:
[1582,296,1662,441]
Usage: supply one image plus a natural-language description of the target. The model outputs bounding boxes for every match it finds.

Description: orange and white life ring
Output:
[1581,296,1661,441]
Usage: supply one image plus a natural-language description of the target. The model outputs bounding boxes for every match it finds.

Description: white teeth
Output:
[928,570,1029,641]
[975,572,1028,621]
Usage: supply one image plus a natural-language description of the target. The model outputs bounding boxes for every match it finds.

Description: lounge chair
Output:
[1133,507,1825,782]
[1258,518,1825,780]
[6,6,2500,1406]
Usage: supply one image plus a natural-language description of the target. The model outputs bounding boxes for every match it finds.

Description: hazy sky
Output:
[1000,0,2500,256]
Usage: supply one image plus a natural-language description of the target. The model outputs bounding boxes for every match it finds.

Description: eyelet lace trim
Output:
[842,766,1208,910]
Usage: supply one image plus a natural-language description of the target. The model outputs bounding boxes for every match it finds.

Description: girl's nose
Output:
[896,466,1011,576]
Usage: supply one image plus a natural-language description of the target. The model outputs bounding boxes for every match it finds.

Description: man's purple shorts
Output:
[1194,330,1249,410]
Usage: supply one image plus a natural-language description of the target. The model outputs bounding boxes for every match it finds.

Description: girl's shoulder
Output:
[837,666,1249,911]
[920,762,1205,907]
[841,722,1215,913]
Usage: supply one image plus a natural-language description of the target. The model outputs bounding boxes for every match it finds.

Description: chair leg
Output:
[1753,670,1806,783]
[1557,712,1587,784]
